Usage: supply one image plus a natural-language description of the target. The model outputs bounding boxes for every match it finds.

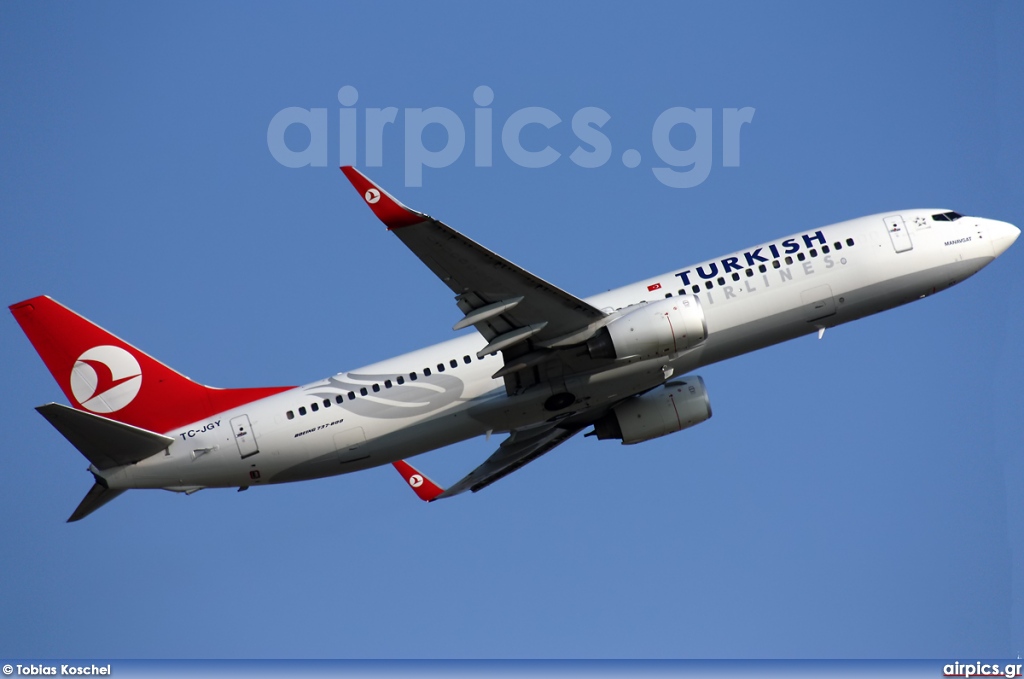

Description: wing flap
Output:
[452,297,523,331]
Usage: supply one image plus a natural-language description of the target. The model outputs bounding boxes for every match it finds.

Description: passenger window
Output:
[336,395,343,404]
[665,292,672,298]
[846,237,855,246]
[424,368,431,376]
[797,252,805,262]
[437,363,445,372]
[745,268,753,277]
[323,399,331,408]
[384,380,392,388]
[286,410,294,420]
[834,242,842,250]
[298,406,307,416]
[348,391,355,399]
[463,355,471,364]
[717,277,725,286]
[772,260,781,269]
[678,289,686,296]
[310,402,319,412]
[758,264,767,273]
[372,384,380,392]
[809,248,818,257]
[705,281,713,290]
[359,388,367,396]
[784,256,793,265]
[691,285,700,294]
[450,359,457,368]
[822,245,830,254]
[397,375,405,385]
[731,272,740,282]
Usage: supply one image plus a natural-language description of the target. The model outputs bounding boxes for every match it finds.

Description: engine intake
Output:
[593,377,712,444]
[587,296,707,361]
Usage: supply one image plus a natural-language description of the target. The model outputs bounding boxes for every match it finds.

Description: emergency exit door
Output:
[231,414,259,459]
[884,215,913,253]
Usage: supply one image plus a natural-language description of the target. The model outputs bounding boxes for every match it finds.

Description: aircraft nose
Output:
[990,220,1020,257]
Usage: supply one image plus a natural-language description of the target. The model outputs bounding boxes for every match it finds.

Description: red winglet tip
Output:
[392,460,444,502]
[340,166,427,230]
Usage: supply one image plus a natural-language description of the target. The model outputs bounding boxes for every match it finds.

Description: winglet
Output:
[340,166,429,230]
[391,460,444,502]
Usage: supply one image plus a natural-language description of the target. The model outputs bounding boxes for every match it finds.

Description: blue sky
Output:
[1,1,1022,660]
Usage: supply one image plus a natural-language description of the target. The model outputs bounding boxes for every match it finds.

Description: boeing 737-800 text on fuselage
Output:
[10,167,1019,520]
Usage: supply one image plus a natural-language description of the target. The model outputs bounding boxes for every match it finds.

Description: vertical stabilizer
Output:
[10,296,293,434]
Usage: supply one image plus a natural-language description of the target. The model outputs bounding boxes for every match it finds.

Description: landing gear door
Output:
[884,215,913,253]
[231,414,259,459]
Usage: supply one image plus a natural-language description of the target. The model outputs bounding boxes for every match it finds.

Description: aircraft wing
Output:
[391,423,584,502]
[438,423,583,498]
[340,167,607,367]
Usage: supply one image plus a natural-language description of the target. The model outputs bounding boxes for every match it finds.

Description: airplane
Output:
[9,166,1019,521]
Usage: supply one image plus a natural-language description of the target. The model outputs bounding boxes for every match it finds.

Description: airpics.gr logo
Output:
[69,345,142,413]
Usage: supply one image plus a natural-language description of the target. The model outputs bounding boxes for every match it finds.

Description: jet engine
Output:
[587,296,707,361]
[592,377,712,444]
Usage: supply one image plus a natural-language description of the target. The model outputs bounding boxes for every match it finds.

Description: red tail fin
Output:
[10,296,293,434]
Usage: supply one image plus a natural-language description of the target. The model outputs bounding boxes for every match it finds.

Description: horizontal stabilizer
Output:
[36,403,175,470]
[68,482,126,522]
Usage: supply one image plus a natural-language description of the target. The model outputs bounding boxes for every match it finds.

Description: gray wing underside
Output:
[342,166,617,393]
[436,423,584,499]
[391,218,606,347]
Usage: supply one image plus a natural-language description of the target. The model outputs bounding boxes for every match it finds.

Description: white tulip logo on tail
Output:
[70,346,142,413]
[409,474,424,488]
[365,188,381,204]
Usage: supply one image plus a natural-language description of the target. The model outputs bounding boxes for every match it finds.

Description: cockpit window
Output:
[932,211,963,222]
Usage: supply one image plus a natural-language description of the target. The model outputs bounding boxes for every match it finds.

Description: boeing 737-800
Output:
[10,167,1019,520]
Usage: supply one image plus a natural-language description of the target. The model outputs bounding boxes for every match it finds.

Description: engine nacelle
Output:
[587,296,707,361]
[593,377,712,444]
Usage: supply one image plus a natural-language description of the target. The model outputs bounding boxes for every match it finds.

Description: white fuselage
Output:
[97,210,1015,493]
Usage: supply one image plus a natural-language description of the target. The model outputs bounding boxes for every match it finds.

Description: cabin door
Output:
[231,414,259,459]
[884,215,913,253]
